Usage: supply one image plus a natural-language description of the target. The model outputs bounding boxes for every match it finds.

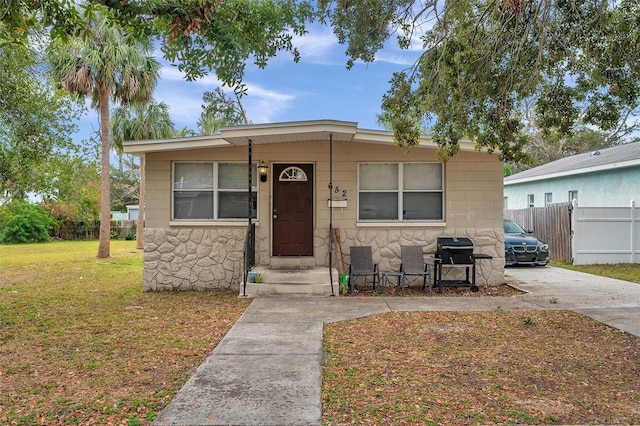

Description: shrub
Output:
[0,201,54,244]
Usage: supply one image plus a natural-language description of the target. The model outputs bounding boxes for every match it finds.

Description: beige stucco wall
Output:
[142,140,505,291]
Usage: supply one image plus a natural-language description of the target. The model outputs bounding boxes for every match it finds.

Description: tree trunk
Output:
[136,155,145,249]
[97,91,111,258]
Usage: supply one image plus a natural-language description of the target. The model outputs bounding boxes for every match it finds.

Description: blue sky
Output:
[74,24,423,143]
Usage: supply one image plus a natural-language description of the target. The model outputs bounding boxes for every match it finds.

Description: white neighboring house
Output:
[126,205,140,221]
[111,211,129,221]
[504,141,640,209]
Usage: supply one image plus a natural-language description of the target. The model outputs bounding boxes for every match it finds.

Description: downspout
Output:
[243,138,253,297]
[329,133,335,296]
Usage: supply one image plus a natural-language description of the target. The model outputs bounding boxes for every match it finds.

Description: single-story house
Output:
[504,141,640,209]
[123,120,505,292]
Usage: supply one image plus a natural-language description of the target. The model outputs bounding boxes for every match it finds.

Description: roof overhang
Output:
[123,119,480,155]
[504,158,640,185]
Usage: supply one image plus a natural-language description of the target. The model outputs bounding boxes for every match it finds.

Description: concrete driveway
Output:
[505,265,640,337]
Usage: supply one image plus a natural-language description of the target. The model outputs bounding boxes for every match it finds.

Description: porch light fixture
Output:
[258,161,269,182]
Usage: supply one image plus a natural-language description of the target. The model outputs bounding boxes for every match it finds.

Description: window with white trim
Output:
[527,193,535,208]
[358,162,443,221]
[545,192,552,206]
[172,162,257,220]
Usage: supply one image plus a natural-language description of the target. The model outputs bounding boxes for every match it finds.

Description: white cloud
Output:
[154,85,202,126]
[373,51,419,66]
[291,25,341,65]
[241,82,296,123]
[158,64,224,87]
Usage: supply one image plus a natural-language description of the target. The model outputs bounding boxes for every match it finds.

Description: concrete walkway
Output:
[153,266,640,425]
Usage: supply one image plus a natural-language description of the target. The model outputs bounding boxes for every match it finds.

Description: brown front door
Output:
[272,164,314,256]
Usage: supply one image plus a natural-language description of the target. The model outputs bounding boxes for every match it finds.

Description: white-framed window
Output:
[527,193,535,208]
[172,162,257,220]
[357,162,443,221]
[544,192,552,206]
[569,190,578,203]
[504,197,508,209]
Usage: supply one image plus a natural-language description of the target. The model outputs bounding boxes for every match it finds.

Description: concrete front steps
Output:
[240,266,340,297]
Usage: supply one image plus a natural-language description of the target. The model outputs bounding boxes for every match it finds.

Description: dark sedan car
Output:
[504,219,550,266]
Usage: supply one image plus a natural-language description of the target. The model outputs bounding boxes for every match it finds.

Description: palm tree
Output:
[49,12,159,258]
[111,101,175,249]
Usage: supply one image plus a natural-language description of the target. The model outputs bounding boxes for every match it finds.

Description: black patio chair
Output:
[400,245,432,294]
[348,246,380,295]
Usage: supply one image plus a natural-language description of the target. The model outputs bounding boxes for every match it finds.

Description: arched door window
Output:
[279,166,308,182]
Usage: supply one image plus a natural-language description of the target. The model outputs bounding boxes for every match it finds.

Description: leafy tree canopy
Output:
[320,0,640,162]
[5,0,313,93]
[0,41,80,204]
[6,0,640,163]
[41,144,101,223]
[0,0,84,44]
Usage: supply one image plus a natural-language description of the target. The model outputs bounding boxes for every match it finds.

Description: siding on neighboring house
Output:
[504,167,640,209]
[504,141,640,209]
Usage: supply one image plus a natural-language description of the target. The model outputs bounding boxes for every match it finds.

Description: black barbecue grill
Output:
[437,237,474,264]
[434,237,489,292]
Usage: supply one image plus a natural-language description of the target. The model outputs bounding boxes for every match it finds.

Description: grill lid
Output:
[437,237,474,250]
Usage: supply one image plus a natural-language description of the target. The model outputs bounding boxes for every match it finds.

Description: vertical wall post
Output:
[631,199,636,263]
[243,138,253,297]
[328,133,335,296]
[571,199,578,264]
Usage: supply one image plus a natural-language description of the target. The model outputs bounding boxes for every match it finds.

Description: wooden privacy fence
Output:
[504,202,573,261]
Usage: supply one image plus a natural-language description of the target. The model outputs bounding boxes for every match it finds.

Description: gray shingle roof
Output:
[504,141,640,184]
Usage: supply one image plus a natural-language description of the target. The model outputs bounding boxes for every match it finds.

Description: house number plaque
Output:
[333,186,347,198]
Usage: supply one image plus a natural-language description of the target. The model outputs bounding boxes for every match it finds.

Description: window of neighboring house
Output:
[358,162,443,221]
[504,197,508,209]
[527,193,535,208]
[545,192,552,206]
[569,190,578,203]
[172,162,257,220]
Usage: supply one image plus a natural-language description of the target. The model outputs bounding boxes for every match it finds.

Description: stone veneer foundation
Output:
[143,227,505,291]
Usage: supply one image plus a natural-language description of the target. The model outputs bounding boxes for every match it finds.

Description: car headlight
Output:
[540,244,549,252]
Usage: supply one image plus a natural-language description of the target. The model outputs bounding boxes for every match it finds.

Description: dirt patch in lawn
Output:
[323,310,640,425]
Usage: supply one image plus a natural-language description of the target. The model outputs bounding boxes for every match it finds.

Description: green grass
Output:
[552,259,640,283]
[0,240,250,425]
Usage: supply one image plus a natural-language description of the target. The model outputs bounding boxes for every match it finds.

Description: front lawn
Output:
[323,310,640,425]
[2,241,638,425]
[0,240,250,425]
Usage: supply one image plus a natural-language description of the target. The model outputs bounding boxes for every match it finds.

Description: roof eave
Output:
[123,135,229,155]
[123,119,490,155]
[504,158,640,185]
